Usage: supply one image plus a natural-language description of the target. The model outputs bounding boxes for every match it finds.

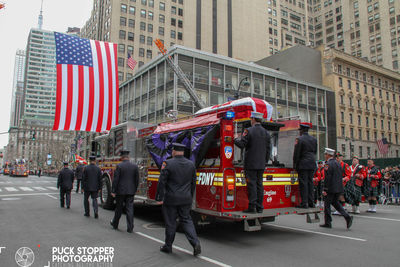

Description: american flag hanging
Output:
[127,52,137,71]
[377,137,389,155]
[53,32,119,132]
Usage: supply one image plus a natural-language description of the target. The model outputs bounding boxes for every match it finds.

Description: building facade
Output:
[9,49,26,128]
[320,46,400,159]
[308,0,400,72]
[117,46,336,159]
[257,44,400,159]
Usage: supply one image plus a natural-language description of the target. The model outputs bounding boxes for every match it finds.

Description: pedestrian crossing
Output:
[0,186,58,193]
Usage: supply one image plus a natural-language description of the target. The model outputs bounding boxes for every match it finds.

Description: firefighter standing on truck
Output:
[293,122,317,209]
[234,111,271,214]
[155,143,201,256]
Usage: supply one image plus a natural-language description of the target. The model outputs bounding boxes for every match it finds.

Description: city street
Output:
[0,174,399,267]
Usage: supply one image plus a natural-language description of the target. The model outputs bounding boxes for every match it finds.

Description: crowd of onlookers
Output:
[380,166,400,204]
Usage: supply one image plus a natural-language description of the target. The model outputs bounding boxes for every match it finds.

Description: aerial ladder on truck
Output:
[154,39,206,109]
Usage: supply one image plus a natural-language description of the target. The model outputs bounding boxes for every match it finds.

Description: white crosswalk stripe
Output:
[5,187,18,192]
[19,187,34,191]
[47,186,58,191]
[32,187,47,191]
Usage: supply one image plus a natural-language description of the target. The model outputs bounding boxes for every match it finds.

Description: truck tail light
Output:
[225,174,235,202]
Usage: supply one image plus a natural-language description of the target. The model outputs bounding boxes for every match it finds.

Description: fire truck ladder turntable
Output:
[154,39,206,109]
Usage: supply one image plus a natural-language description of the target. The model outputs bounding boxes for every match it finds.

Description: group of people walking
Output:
[57,145,201,256]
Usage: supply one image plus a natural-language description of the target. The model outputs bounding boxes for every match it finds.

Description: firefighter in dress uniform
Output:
[156,143,201,256]
[320,148,353,229]
[110,150,139,233]
[365,158,382,213]
[334,152,351,215]
[234,111,271,213]
[75,160,84,193]
[293,122,317,208]
[347,156,366,214]
[82,155,102,218]
[57,161,74,209]
[313,160,325,208]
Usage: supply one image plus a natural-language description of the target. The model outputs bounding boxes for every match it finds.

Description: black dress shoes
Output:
[94,213,98,219]
[160,245,172,253]
[346,216,353,229]
[110,220,117,230]
[319,223,332,228]
[84,213,90,217]
[193,243,201,256]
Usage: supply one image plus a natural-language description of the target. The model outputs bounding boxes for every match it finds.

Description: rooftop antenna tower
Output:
[38,0,43,29]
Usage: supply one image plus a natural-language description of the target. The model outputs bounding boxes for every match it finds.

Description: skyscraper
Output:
[9,49,26,128]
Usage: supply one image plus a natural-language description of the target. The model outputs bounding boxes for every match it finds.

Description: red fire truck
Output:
[10,159,29,177]
[94,97,321,231]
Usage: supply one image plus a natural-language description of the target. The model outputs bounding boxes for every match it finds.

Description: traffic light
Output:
[32,131,36,141]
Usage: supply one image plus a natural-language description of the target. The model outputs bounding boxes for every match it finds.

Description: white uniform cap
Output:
[324,148,335,156]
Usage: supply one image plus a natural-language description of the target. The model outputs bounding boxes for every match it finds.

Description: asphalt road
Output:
[0,174,399,267]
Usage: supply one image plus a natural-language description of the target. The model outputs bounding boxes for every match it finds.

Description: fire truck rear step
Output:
[244,218,262,232]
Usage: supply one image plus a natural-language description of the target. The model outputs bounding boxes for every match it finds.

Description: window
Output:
[350,113,353,124]
[148,11,153,20]
[341,112,344,122]
[350,128,354,139]
[374,118,377,128]
[347,80,351,89]
[367,131,370,141]
[120,17,127,26]
[359,129,362,140]
[140,22,146,31]
[171,30,176,39]
[146,49,152,59]
[118,57,124,67]
[119,30,126,39]
[128,32,134,41]
[178,32,183,40]
[149,0,154,7]
[129,6,136,15]
[141,9,146,18]
[148,24,153,32]
[339,77,343,87]
[159,2,165,11]
[118,44,125,53]
[171,6,177,15]
[359,146,363,157]
[140,35,145,43]
[171,18,176,26]
[178,8,183,16]
[178,20,183,28]
[128,19,135,28]
[147,36,152,45]
[121,4,127,13]
[341,126,345,137]
[366,117,369,127]
[159,27,164,35]
[364,85,367,94]
[141,0,147,5]
[159,14,165,23]
[139,48,145,57]
[358,115,361,125]
[127,45,133,55]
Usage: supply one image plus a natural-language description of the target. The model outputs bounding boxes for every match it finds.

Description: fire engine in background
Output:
[94,97,321,231]
[3,162,11,175]
[10,159,29,177]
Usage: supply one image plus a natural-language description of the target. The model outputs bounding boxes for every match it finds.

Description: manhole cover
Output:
[143,223,164,229]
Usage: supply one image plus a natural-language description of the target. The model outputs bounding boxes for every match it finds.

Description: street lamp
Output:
[225,77,250,100]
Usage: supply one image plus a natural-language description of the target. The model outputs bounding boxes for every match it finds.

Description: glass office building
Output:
[119,46,336,158]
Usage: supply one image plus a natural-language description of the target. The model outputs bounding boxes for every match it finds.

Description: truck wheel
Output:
[100,176,115,210]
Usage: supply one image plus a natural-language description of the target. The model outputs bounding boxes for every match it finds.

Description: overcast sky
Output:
[0,0,93,149]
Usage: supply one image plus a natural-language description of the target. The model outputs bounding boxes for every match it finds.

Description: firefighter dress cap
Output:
[299,122,312,130]
[120,150,130,156]
[89,155,96,160]
[63,161,69,165]
[324,148,335,156]
[250,111,264,120]
[172,143,186,151]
